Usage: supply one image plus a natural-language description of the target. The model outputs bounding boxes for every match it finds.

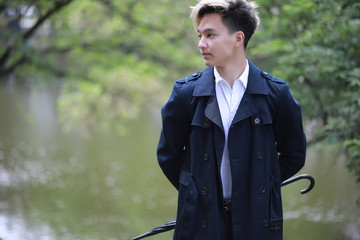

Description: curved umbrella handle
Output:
[281,174,315,194]
[131,174,315,240]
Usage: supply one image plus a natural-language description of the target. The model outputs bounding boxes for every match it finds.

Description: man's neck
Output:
[215,57,247,88]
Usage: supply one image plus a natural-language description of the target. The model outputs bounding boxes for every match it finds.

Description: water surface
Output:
[0,83,359,240]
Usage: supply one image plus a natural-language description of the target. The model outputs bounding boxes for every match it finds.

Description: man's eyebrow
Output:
[197,28,216,33]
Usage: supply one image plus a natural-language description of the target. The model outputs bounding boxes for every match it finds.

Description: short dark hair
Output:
[191,0,260,49]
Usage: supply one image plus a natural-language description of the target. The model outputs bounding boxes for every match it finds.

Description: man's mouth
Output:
[201,52,211,57]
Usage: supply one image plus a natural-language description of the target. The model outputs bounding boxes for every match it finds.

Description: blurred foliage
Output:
[252,0,360,181]
[0,0,359,179]
[55,0,202,134]
[0,0,202,134]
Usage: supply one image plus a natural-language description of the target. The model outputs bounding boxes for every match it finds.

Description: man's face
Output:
[197,13,239,67]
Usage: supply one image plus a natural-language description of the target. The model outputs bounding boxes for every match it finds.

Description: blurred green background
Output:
[0,0,359,239]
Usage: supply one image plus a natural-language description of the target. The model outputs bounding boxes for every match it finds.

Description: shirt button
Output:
[259,186,266,194]
[204,153,209,161]
[257,152,263,159]
[202,188,208,195]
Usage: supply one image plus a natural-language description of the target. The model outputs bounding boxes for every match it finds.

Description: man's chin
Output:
[203,60,214,67]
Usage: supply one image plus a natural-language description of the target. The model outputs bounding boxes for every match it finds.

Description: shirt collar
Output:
[214,59,249,88]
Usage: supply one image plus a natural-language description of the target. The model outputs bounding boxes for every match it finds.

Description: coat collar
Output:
[193,60,270,128]
[193,66,215,97]
[247,60,270,95]
[193,60,270,97]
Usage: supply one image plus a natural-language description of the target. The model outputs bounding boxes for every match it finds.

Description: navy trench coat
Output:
[157,60,306,240]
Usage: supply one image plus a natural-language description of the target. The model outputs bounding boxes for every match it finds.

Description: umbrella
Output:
[131,219,176,240]
[280,173,315,194]
[131,174,315,240]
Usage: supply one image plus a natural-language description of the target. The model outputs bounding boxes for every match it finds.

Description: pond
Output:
[0,82,359,240]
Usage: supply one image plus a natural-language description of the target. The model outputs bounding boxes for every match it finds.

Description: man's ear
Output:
[235,31,245,48]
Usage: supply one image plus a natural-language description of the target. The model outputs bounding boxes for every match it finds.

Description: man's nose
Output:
[198,37,207,49]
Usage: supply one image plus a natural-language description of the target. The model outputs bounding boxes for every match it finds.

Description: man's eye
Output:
[198,33,215,38]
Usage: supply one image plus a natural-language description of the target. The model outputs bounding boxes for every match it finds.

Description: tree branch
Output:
[23,0,75,40]
[0,56,28,78]
[0,0,75,76]
[307,134,327,146]
[0,47,13,67]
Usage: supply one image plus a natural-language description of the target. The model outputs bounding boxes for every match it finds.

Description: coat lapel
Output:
[232,60,270,125]
[231,93,256,124]
[192,61,271,127]
[193,67,223,130]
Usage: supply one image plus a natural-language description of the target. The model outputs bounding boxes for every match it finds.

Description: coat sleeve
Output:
[272,83,306,181]
[157,82,192,189]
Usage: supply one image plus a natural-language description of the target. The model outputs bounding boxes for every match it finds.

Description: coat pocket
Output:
[178,169,199,206]
[175,170,199,239]
[268,180,283,231]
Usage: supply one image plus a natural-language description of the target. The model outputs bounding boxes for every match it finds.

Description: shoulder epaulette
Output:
[176,71,202,84]
[261,71,286,84]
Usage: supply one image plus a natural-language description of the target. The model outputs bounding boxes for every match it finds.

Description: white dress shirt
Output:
[214,60,249,199]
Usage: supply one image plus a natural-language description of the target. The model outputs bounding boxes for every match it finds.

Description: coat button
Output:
[263,219,269,227]
[201,220,207,228]
[188,190,193,203]
[257,152,263,159]
[203,118,211,127]
[259,186,266,194]
[203,153,209,161]
[253,117,261,125]
[202,188,208,195]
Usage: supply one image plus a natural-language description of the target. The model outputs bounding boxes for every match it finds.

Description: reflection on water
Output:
[0,83,359,240]
[282,144,360,240]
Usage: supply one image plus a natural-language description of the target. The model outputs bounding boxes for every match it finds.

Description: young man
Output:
[157,0,306,239]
